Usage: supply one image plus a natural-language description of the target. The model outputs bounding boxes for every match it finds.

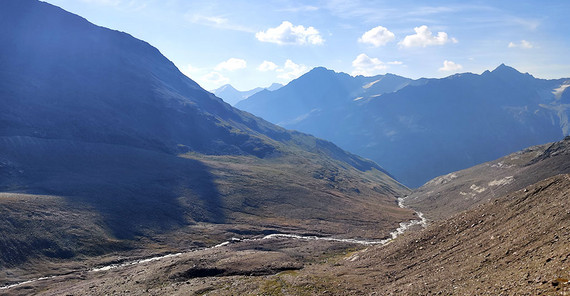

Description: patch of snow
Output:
[363,79,380,89]
[425,173,457,186]
[470,184,486,193]
[553,83,570,100]
[491,161,515,168]
[488,176,514,186]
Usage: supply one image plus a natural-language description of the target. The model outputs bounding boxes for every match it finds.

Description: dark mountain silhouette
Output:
[237,65,570,187]
[0,0,412,277]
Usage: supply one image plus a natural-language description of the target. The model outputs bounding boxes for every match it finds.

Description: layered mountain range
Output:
[0,0,412,283]
[2,0,569,294]
[237,66,570,187]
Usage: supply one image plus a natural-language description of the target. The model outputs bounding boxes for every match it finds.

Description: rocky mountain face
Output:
[211,83,282,105]
[237,66,570,187]
[405,136,570,220]
[0,0,412,283]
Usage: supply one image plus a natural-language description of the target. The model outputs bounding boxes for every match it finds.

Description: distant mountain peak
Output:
[267,83,283,91]
[215,84,237,92]
[310,66,332,72]
[492,63,519,73]
[489,63,534,79]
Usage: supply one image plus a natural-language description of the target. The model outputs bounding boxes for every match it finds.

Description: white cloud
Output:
[258,61,279,72]
[256,21,324,45]
[439,60,463,72]
[181,64,201,78]
[215,58,247,71]
[276,59,309,80]
[358,26,395,47]
[202,72,229,86]
[508,40,533,49]
[388,61,403,65]
[351,53,388,76]
[399,25,457,48]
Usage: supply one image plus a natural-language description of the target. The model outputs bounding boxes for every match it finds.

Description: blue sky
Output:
[43,0,570,91]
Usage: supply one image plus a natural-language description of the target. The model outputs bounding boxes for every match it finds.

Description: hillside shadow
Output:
[0,136,224,239]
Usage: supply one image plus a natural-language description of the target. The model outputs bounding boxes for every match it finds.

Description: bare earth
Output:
[4,174,568,295]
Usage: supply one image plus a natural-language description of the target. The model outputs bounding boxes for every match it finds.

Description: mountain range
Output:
[2,0,569,294]
[237,66,570,187]
[211,83,282,105]
[0,0,411,284]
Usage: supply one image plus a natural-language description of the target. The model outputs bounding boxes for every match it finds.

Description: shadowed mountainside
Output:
[0,0,413,283]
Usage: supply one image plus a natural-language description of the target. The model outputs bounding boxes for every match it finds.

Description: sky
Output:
[42,0,570,91]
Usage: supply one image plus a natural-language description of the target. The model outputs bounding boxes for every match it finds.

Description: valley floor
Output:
[2,175,569,295]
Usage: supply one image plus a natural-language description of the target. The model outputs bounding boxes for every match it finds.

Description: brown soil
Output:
[5,175,568,295]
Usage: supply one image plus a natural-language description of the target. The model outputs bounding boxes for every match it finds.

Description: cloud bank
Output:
[352,53,387,76]
[359,26,395,47]
[439,60,463,72]
[400,25,457,47]
[215,58,247,71]
[256,21,324,45]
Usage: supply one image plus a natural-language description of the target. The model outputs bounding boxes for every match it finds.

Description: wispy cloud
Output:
[358,26,395,47]
[256,21,324,45]
[186,14,255,33]
[80,0,121,5]
[255,59,308,81]
[276,60,309,80]
[399,25,457,48]
[508,40,533,49]
[201,72,229,87]
[258,61,279,72]
[439,60,463,72]
[510,17,540,31]
[80,0,150,11]
[277,5,319,12]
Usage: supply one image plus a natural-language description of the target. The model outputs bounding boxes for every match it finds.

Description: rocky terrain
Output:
[406,136,570,220]
[5,174,567,295]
